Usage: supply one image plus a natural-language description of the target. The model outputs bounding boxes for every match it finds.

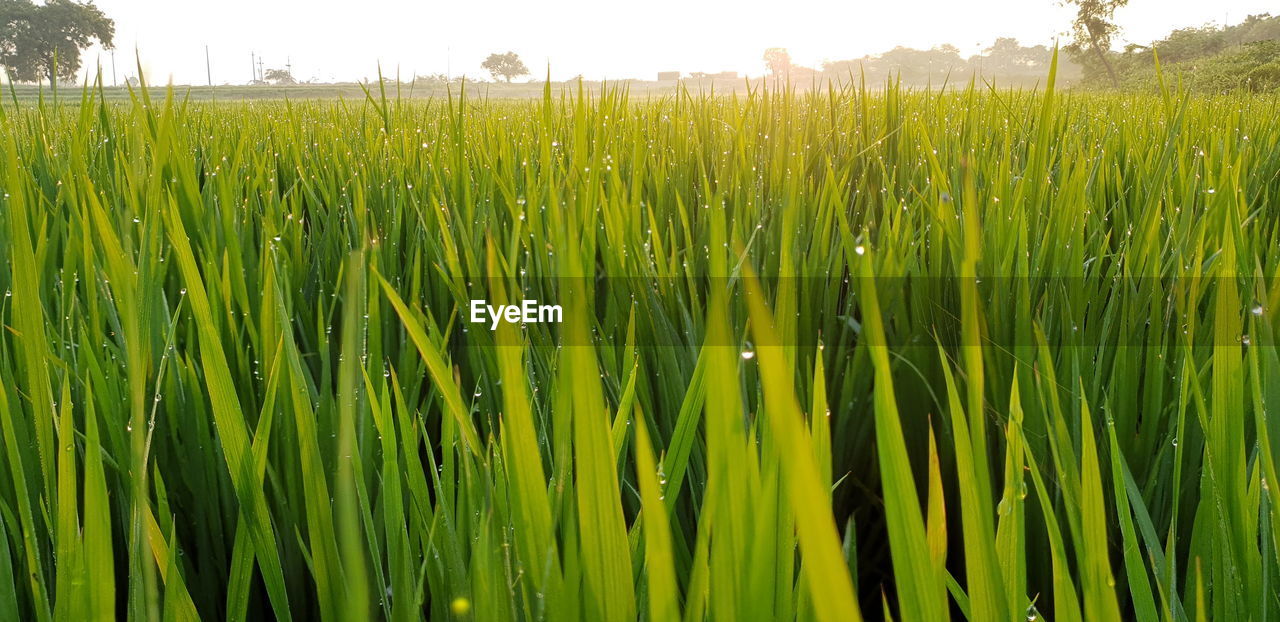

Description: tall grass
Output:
[0,68,1278,620]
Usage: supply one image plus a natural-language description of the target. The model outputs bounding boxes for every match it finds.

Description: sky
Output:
[81,0,1277,84]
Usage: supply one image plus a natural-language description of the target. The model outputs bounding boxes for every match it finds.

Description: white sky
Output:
[81,0,1276,84]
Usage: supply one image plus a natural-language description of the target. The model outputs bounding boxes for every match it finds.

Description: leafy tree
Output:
[763,47,792,76]
[1235,13,1280,45]
[0,0,113,84]
[481,51,529,83]
[1103,13,1280,92]
[1062,0,1129,87]
[1155,26,1228,63]
[263,68,296,85]
[876,45,965,82]
[982,38,1052,72]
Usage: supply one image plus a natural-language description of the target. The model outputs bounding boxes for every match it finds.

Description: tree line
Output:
[0,0,1275,92]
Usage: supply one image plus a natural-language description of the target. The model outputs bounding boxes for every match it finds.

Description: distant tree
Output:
[875,45,966,82]
[481,51,529,83]
[1108,14,1280,93]
[981,37,1052,73]
[414,72,449,86]
[986,37,1022,56]
[1151,26,1228,63]
[1061,0,1129,87]
[0,0,114,84]
[1236,13,1280,45]
[263,67,296,85]
[763,47,792,76]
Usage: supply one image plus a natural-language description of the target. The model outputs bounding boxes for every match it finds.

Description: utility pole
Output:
[111,50,117,87]
[250,51,256,84]
[205,45,213,86]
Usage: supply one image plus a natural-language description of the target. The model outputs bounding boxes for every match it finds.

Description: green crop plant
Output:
[0,62,1278,620]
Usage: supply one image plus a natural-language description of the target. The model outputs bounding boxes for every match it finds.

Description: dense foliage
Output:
[1,69,1279,621]
[0,0,113,83]
[1080,13,1280,92]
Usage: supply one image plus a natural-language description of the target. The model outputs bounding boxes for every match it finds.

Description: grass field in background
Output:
[0,78,768,103]
[1,64,1279,621]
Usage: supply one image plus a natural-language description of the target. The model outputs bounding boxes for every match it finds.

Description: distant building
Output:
[712,71,737,79]
[657,71,681,81]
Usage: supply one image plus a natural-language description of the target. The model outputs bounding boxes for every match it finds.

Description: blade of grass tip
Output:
[610,313,641,463]
[812,344,833,496]
[926,424,947,571]
[634,405,681,622]
[657,349,708,511]
[743,264,863,622]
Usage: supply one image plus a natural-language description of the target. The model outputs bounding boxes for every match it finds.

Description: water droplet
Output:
[854,245,866,256]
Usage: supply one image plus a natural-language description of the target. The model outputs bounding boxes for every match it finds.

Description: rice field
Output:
[1,66,1279,621]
